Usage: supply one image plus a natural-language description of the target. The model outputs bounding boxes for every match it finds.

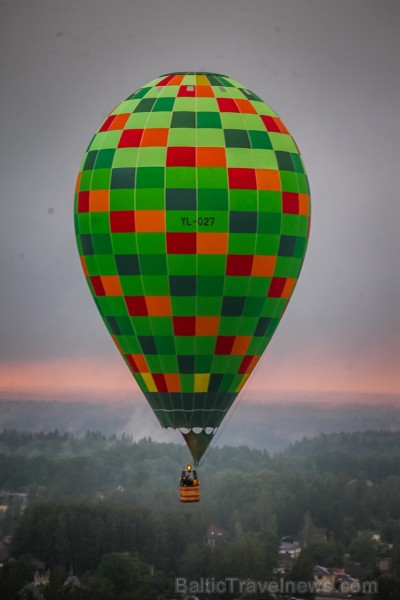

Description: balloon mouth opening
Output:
[179,427,218,465]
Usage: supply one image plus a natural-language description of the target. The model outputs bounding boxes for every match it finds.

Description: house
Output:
[313,565,335,593]
[206,525,228,546]
[279,539,301,559]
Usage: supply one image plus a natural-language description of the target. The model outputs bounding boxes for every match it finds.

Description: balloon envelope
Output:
[74,72,311,463]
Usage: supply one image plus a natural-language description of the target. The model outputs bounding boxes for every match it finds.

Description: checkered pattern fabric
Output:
[74,72,311,433]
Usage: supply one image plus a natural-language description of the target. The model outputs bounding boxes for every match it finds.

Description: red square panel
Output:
[173,316,196,336]
[156,75,175,86]
[228,168,257,190]
[152,373,168,392]
[215,336,235,355]
[238,355,255,374]
[110,211,136,233]
[261,116,281,133]
[118,129,144,148]
[99,115,115,132]
[178,85,196,97]
[125,296,148,316]
[282,192,299,214]
[167,233,197,254]
[217,98,240,113]
[78,191,90,213]
[126,355,139,372]
[226,254,254,276]
[90,276,106,296]
[268,277,286,298]
[166,147,196,167]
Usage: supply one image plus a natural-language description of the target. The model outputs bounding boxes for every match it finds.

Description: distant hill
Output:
[0,395,400,454]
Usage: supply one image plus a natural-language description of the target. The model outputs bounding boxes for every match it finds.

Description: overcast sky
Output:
[0,0,399,404]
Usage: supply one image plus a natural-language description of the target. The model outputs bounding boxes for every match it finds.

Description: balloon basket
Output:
[179,486,200,503]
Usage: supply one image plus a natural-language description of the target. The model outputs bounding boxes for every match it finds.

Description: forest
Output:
[0,429,400,599]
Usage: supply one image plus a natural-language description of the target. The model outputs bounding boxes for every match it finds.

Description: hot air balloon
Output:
[74,72,311,502]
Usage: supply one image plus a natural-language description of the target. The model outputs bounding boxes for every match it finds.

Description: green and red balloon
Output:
[74,72,311,463]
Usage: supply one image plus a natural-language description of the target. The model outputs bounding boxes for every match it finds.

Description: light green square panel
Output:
[274,257,302,278]
[197,254,226,274]
[111,100,140,114]
[118,335,142,354]
[160,355,179,372]
[168,253,197,274]
[91,169,111,190]
[119,276,144,295]
[112,148,139,168]
[173,98,196,111]
[297,216,309,237]
[145,112,173,128]
[247,276,270,297]
[280,171,300,193]
[111,232,137,253]
[78,171,92,191]
[136,147,167,167]
[153,85,180,98]
[125,112,152,128]
[255,234,280,254]
[196,129,226,147]
[228,233,257,254]
[269,133,298,152]
[89,130,121,151]
[197,296,223,316]
[259,191,282,213]
[90,212,110,233]
[76,212,91,233]
[223,276,251,296]
[94,255,118,275]
[131,317,153,335]
[212,355,242,372]
[253,101,277,116]
[83,256,100,275]
[109,189,134,211]
[148,317,174,335]
[136,232,166,253]
[196,336,217,355]
[220,113,248,129]
[97,296,127,316]
[167,128,197,146]
[240,113,267,131]
[145,355,163,371]
[171,296,197,316]
[141,276,170,295]
[180,374,195,393]
[196,98,219,111]
[135,189,165,210]
[197,168,227,189]
[166,167,197,188]
[226,148,277,169]
[261,297,286,317]
[175,336,196,354]
[230,190,258,211]
[281,214,300,235]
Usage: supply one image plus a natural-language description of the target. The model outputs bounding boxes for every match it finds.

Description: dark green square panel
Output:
[224,129,251,148]
[195,355,213,372]
[198,189,228,211]
[243,296,265,316]
[95,149,115,169]
[134,98,157,112]
[155,336,176,354]
[249,130,272,149]
[258,212,281,234]
[92,234,113,254]
[139,253,167,274]
[171,111,196,128]
[153,97,175,112]
[197,276,225,296]
[197,112,222,128]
